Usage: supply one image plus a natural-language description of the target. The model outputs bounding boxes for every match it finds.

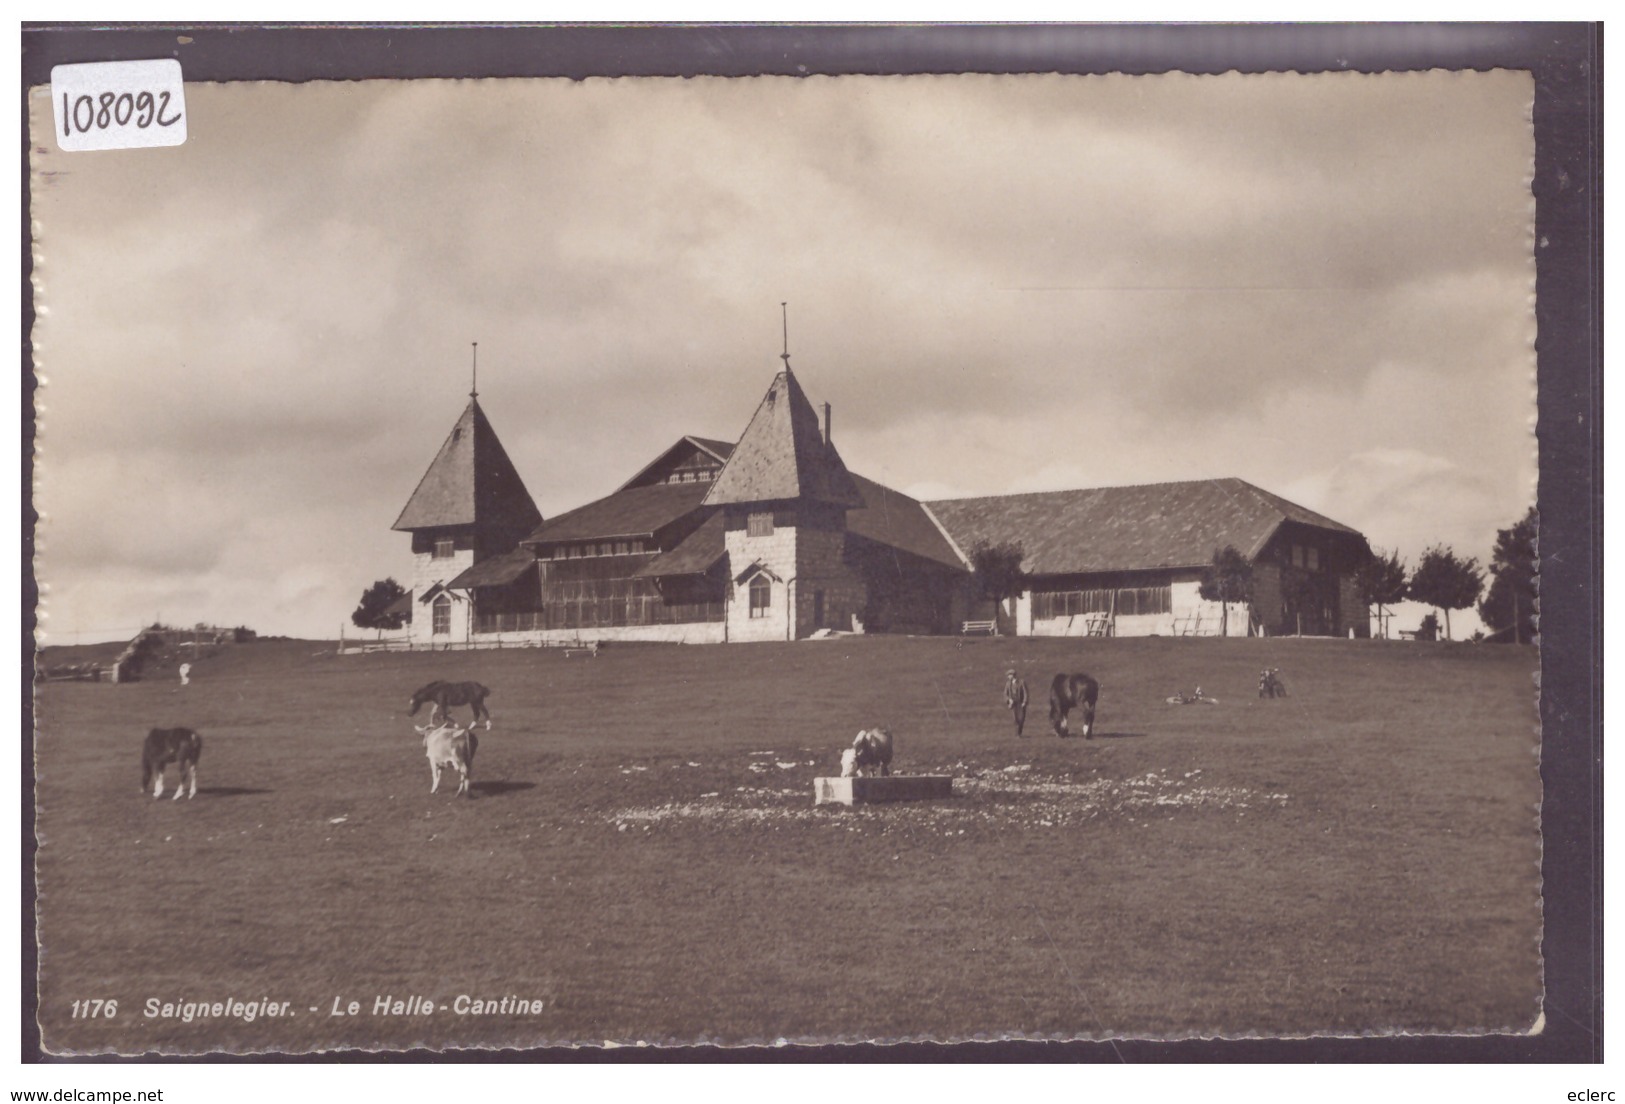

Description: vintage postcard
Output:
[28,62,1546,1058]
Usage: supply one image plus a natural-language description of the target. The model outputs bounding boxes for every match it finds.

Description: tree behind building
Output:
[1357,548,1410,639]
[1477,506,1537,644]
[1408,545,1484,641]
[1198,545,1253,637]
[352,578,408,638]
[968,540,1027,632]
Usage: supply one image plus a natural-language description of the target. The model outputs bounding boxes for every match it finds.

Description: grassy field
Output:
[32,634,1542,1053]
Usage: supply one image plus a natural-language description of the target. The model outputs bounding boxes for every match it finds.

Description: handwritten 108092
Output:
[49,59,187,151]
[61,89,181,137]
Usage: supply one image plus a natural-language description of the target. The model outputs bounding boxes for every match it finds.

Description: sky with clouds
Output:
[29,71,1535,642]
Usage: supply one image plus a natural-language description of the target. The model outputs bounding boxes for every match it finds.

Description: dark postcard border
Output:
[19,22,1602,1065]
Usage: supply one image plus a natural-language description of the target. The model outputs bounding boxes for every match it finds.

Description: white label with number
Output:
[50,59,187,152]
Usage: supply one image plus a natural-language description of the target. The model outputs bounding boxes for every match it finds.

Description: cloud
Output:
[1282,448,1517,565]
[28,73,1537,640]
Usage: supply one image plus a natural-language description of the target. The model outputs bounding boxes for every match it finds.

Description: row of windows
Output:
[433,537,656,561]
[436,581,832,634]
[544,539,649,560]
[1032,586,1173,620]
[664,468,718,484]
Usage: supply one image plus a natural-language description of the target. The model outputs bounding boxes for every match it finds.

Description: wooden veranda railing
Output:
[474,599,724,635]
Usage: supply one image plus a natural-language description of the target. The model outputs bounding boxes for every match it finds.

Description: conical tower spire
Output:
[393,378,541,543]
[703,365,864,509]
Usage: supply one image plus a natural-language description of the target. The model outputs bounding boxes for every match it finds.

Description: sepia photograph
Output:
[23,25,1583,1066]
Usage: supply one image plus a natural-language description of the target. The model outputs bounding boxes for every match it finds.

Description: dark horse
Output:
[409,680,493,730]
[1048,673,1100,738]
[142,727,202,800]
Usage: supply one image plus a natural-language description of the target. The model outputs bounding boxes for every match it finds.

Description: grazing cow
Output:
[1048,673,1100,738]
[408,680,492,730]
[415,722,479,797]
[1258,668,1288,698]
[846,727,894,777]
[1003,669,1029,737]
[141,727,202,800]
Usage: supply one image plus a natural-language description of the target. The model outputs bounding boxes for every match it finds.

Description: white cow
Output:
[842,727,894,777]
[415,722,478,797]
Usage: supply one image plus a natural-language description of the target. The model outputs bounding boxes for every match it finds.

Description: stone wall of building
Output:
[409,546,475,645]
[722,507,870,641]
[724,518,796,643]
[792,526,867,636]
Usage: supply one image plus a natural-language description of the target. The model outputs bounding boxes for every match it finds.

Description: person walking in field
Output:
[178,663,191,686]
[1003,668,1029,737]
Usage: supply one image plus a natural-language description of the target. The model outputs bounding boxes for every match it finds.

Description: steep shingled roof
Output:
[924,478,1364,577]
[702,369,864,509]
[447,547,538,589]
[521,481,713,545]
[392,399,542,535]
[633,511,727,578]
[631,471,964,579]
[846,474,964,570]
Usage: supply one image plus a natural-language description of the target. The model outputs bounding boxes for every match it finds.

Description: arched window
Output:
[748,574,772,619]
[432,594,451,636]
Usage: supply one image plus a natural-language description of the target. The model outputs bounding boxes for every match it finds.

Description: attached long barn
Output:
[923,478,1372,638]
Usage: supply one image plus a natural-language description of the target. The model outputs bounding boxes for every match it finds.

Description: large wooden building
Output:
[391,367,1372,645]
[927,480,1372,639]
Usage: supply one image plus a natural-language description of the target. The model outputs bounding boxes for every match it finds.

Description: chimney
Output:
[821,402,832,446]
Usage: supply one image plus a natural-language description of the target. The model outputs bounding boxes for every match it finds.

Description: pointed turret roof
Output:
[702,369,865,509]
[392,398,542,535]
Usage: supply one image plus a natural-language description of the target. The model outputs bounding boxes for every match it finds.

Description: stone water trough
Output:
[814,775,955,806]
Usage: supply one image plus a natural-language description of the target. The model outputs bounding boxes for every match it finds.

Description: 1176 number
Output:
[70,998,118,1018]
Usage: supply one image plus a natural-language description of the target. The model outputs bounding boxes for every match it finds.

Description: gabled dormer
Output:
[617,436,735,491]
